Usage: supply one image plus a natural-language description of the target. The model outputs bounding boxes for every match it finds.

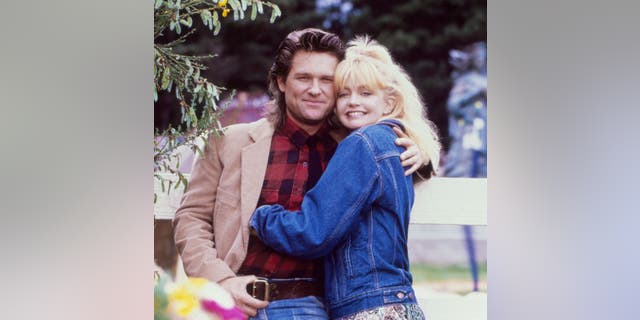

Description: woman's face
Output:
[335,85,391,130]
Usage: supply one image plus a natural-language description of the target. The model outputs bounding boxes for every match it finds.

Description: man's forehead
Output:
[290,52,338,74]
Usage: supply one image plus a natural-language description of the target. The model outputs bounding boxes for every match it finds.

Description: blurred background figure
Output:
[442,41,487,292]
[444,42,487,178]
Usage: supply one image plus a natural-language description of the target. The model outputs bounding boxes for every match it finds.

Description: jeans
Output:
[250,296,329,320]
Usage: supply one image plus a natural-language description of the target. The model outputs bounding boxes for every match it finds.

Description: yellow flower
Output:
[218,0,228,7]
[168,283,199,316]
[188,277,208,288]
[222,8,230,18]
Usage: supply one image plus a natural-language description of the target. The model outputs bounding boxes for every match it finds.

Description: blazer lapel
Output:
[240,119,274,249]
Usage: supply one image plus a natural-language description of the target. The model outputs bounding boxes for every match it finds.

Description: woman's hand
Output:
[393,127,425,176]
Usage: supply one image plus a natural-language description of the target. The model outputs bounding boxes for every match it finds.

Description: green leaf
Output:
[154,0,163,10]
[250,3,257,20]
[188,107,197,126]
[228,0,238,11]
[212,11,220,35]
[257,1,263,14]
[229,0,242,20]
[213,18,221,35]
[178,172,188,191]
[269,5,281,23]
[161,67,170,90]
[200,10,211,28]
[179,17,192,27]
[185,59,193,77]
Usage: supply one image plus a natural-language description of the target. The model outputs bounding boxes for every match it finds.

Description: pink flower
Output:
[201,299,245,320]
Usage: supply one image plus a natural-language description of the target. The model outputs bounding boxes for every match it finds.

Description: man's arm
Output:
[393,127,434,178]
[172,135,235,282]
[334,125,423,176]
[172,135,268,316]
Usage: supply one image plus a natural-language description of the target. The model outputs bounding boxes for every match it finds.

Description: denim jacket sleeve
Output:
[249,131,381,259]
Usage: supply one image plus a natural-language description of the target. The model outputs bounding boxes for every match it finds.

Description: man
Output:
[173,28,424,319]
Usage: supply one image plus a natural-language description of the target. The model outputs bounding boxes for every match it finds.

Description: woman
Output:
[249,36,441,320]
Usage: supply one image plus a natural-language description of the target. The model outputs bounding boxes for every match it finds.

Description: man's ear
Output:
[277,76,286,92]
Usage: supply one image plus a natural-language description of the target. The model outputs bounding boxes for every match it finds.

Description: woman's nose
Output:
[348,94,359,106]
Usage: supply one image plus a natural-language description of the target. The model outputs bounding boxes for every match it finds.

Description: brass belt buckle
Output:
[248,277,270,301]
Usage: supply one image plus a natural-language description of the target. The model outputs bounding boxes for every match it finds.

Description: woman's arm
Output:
[249,132,380,259]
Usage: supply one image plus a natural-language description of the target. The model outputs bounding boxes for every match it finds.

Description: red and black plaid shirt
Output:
[238,116,337,278]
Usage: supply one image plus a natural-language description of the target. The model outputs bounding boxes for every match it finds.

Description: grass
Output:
[410,263,487,295]
[410,263,487,282]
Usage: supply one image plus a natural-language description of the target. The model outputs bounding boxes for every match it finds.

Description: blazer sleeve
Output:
[172,134,236,282]
[249,133,380,259]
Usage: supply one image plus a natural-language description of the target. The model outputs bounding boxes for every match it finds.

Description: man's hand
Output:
[219,275,269,317]
[393,127,425,176]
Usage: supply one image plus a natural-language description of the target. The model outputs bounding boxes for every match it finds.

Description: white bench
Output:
[154,173,487,320]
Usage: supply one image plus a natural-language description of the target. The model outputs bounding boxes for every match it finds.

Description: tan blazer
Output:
[173,118,276,283]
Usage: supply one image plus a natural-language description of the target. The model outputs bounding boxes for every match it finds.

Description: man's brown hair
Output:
[264,28,345,129]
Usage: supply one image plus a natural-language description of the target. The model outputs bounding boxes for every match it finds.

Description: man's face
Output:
[277,51,339,133]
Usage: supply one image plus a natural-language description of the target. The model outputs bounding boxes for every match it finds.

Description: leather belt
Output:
[245,277,322,302]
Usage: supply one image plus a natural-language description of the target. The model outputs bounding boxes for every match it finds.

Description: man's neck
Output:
[286,115,324,136]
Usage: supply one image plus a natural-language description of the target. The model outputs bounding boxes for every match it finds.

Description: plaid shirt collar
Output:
[279,115,333,148]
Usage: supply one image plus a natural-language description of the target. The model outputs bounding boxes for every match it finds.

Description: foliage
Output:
[156,0,486,152]
[153,0,281,199]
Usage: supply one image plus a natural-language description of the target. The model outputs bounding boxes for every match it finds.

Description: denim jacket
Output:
[249,119,419,319]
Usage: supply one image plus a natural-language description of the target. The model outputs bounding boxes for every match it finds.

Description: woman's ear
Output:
[383,96,395,115]
[277,76,286,92]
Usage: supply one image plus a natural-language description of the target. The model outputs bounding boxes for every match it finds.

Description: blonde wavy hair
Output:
[334,36,441,174]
